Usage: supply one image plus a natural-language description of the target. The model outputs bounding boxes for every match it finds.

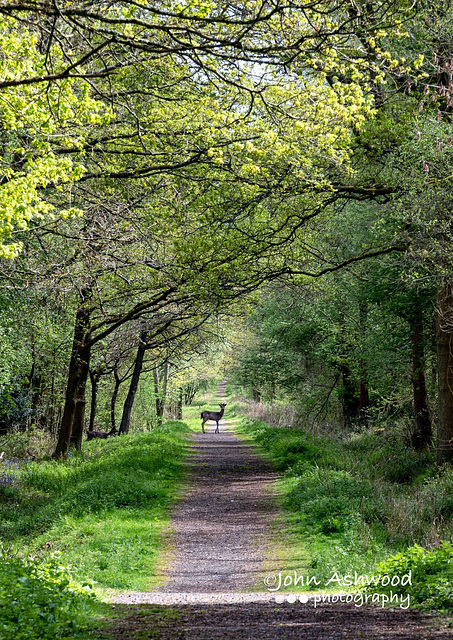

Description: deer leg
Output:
[201,419,206,433]
[215,419,219,433]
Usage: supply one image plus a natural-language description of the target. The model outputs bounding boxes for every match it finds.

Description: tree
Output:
[0,0,433,457]
[0,15,109,257]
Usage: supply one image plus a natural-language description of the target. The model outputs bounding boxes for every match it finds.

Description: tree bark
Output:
[154,367,161,417]
[70,349,91,450]
[53,296,92,458]
[88,369,99,432]
[176,387,183,420]
[409,310,432,450]
[118,329,148,435]
[436,279,453,464]
[160,361,170,418]
[111,367,121,432]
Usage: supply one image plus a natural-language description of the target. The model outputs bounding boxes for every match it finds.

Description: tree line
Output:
[1,1,453,462]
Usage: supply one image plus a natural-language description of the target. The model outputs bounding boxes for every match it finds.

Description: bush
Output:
[240,419,341,471]
[0,425,55,460]
[367,542,453,611]
[0,548,95,640]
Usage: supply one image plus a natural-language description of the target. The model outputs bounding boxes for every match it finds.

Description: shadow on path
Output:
[103,602,452,639]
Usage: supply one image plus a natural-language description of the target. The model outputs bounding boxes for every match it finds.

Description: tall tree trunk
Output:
[410,310,432,450]
[154,367,161,417]
[176,387,183,420]
[160,361,170,417]
[88,370,99,432]
[70,348,91,450]
[111,368,121,432]
[119,329,148,435]
[436,279,453,464]
[252,388,261,402]
[53,297,92,458]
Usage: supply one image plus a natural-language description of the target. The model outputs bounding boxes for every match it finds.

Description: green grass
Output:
[236,415,452,596]
[0,420,189,593]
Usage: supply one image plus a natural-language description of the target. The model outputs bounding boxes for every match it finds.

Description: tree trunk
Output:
[154,367,161,417]
[53,298,92,458]
[160,361,170,417]
[409,310,432,451]
[176,387,183,420]
[88,370,99,432]
[183,382,199,405]
[70,349,91,450]
[119,329,148,435]
[436,279,453,464]
[111,368,121,432]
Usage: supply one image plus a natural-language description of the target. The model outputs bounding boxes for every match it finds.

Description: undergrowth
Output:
[0,549,106,640]
[368,542,453,611]
[237,414,453,609]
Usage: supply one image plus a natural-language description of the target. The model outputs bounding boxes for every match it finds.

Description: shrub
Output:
[286,467,384,530]
[0,548,95,640]
[0,426,54,459]
[367,542,453,611]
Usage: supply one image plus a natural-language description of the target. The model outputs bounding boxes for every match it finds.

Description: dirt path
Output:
[113,379,280,603]
[106,382,452,639]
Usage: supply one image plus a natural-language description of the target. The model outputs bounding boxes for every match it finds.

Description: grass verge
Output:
[0,420,189,594]
[235,411,453,610]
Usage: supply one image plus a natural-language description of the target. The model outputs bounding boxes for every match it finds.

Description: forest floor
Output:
[99,382,453,639]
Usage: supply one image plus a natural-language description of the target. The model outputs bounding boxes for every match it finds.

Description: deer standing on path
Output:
[201,403,226,433]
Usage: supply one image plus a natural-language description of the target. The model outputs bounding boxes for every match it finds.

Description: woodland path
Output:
[105,382,452,639]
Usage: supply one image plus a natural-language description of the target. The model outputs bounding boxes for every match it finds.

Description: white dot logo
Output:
[299,594,309,603]
[275,595,285,604]
[287,594,296,603]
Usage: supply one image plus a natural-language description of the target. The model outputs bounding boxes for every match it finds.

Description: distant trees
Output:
[232,191,438,448]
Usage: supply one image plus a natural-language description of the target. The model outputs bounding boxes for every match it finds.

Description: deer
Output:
[201,403,226,433]
[86,426,117,441]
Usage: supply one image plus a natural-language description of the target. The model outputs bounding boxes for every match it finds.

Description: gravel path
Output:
[113,380,280,605]
[107,382,452,638]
